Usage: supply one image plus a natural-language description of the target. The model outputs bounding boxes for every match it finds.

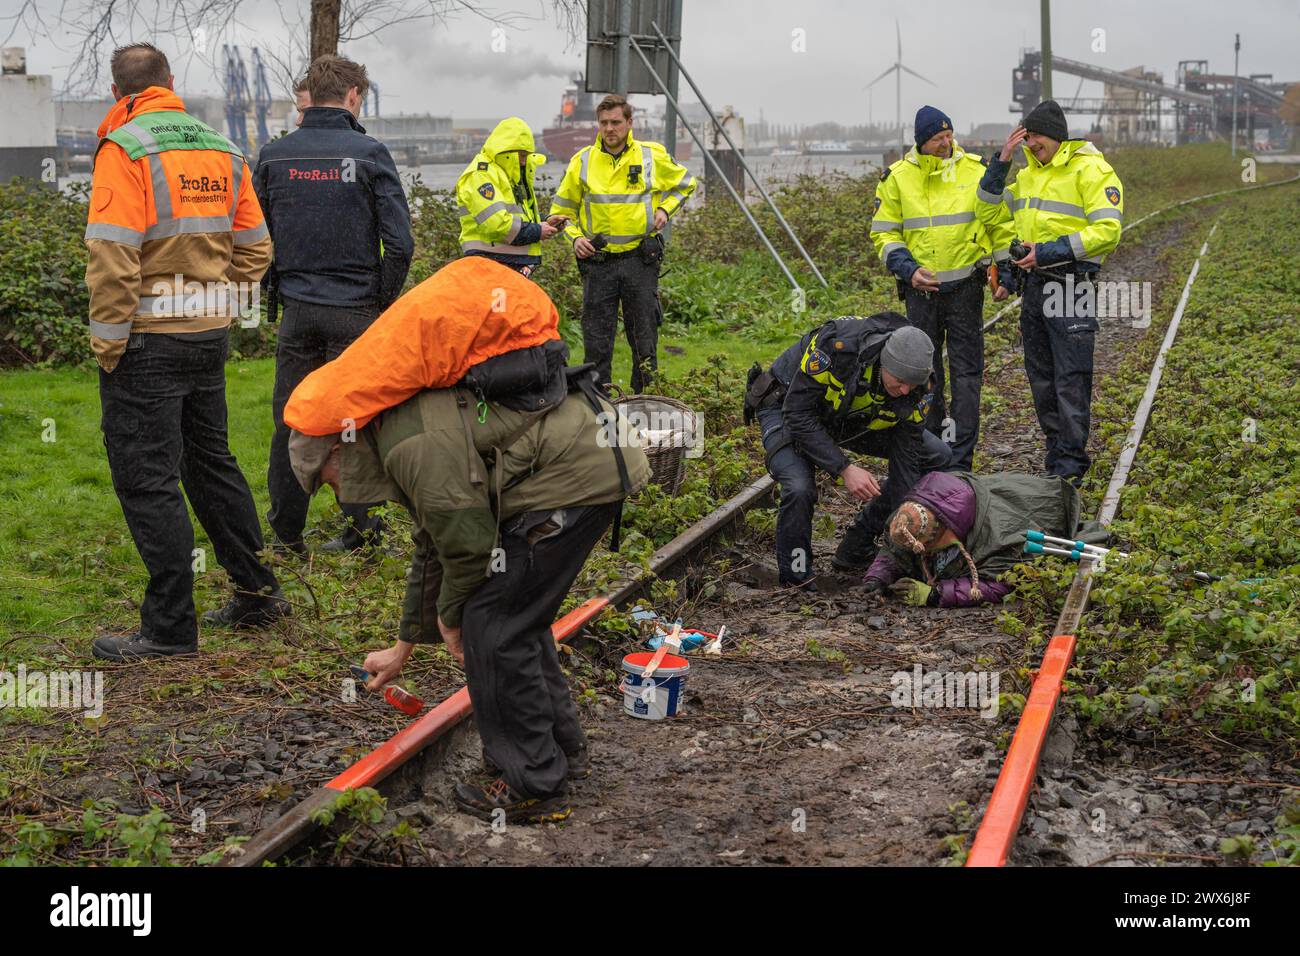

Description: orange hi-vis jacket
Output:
[284,256,562,436]
[84,86,272,372]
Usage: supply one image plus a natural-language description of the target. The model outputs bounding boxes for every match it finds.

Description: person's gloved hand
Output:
[862,577,886,596]
[889,578,935,607]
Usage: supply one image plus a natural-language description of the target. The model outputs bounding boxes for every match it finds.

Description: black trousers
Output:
[267,297,385,547]
[905,274,986,471]
[460,503,616,799]
[760,404,952,583]
[98,331,278,644]
[578,251,660,393]
[1019,272,1098,480]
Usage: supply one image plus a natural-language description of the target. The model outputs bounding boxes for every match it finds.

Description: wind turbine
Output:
[864,19,935,155]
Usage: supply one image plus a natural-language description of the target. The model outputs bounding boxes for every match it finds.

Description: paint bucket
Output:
[620,651,690,720]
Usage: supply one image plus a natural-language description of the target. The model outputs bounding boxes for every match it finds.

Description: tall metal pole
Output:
[1040,0,1053,101]
[614,0,632,95]
[896,65,902,155]
[1231,33,1240,157]
[650,20,828,287]
[627,35,802,292]
[662,0,682,159]
[660,0,682,245]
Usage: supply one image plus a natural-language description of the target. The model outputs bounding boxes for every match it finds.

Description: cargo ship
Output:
[541,74,692,163]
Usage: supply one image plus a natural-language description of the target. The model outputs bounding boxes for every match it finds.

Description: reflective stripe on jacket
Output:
[84,86,271,371]
[871,143,1014,284]
[975,139,1124,268]
[456,117,545,264]
[551,133,696,253]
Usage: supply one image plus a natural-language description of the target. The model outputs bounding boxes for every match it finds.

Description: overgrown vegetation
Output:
[1000,188,1300,861]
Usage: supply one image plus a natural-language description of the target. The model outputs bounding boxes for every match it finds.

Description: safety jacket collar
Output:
[595,130,638,163]
[1022,138,1099,170]
[905,142,969,175]
[96,86,187,138]
[301,106,367,134]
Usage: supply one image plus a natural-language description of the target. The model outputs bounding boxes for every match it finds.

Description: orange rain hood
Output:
[284,256,561,436]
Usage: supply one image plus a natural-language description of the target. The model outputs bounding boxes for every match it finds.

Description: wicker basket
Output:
[612,392,699,495]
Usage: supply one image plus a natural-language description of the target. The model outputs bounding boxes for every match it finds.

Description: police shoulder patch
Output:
[1105,185,1120,206]
[478,182,495,201]
[879,167,891,181]
[804,347,832,375]
[477,161,489,171]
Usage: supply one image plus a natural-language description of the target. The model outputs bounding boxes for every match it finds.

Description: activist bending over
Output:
[282,256,650,824]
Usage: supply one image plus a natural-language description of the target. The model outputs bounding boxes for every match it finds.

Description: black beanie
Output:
[1022,99,1069,141]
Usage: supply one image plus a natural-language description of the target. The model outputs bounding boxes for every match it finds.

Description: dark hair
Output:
[110,42,171,96]
[306,55,368,106]
[596,94,632,121]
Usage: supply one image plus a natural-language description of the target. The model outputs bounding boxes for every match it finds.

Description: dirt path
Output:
[345,204,1234,867]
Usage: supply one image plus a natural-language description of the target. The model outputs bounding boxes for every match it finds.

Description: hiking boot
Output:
[92,632,197,661]
[453,777,571,824]
[202,589,291,629]
[483,746,592,782]
[831,523,878,572]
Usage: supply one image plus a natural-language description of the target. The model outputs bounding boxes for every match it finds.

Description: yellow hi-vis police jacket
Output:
[974,139,1124,268]
[550,132,696,254]
[456,117,545,260]
[871,143,1014,284]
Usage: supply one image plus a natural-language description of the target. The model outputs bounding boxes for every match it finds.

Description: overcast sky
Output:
[5,0,1300,133]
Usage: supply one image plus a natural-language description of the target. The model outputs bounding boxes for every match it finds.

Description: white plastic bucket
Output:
[620,651,690,720]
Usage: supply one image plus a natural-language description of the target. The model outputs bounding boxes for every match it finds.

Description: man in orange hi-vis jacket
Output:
[86,43,287,661]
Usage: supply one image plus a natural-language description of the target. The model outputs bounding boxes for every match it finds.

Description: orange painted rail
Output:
[327,597,610,793]
[966,634,1077,867]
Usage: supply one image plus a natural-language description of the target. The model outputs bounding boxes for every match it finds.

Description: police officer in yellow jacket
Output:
[975,100,1124,483]
[872,106,1014,471]
[457,117,567,275]
[550,94,697,392]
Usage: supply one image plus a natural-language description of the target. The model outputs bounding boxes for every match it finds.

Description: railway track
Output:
[228,170,1300,868]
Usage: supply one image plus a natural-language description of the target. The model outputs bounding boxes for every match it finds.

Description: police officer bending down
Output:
[745,314,953,590]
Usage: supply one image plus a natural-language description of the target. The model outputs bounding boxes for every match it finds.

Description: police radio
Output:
[628,164,642,186]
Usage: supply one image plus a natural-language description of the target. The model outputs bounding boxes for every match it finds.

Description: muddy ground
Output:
[288,199,1300,867]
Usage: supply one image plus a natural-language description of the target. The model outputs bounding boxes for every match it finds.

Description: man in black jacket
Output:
[745,313,952,589]
[255,54,414,554]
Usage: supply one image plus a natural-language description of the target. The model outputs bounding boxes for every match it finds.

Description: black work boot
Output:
[92,632,198,661]
[453,777,571,824]
[202,589,291,629]
[831,521,879,572]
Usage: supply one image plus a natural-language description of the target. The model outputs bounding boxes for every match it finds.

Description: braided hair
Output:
[887,502,983,601]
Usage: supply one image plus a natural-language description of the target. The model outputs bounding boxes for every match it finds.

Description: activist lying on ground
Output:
[864,471,1104,607]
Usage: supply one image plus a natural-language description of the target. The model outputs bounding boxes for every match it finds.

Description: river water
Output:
[400,150,887,193]
[60,151,887,197]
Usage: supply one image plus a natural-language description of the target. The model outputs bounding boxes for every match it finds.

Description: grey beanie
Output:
[880,326,934,386]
